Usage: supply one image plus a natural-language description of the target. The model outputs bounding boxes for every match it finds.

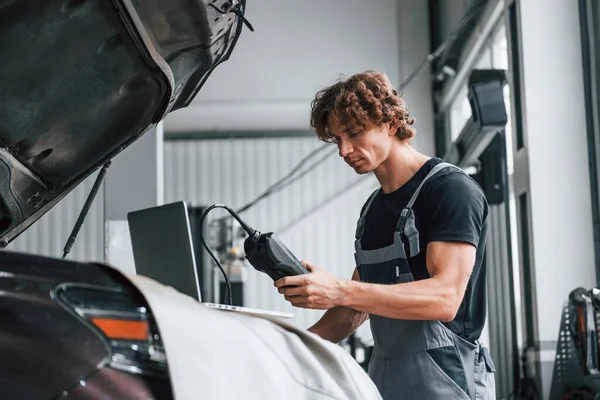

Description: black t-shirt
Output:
[359,157,489,343]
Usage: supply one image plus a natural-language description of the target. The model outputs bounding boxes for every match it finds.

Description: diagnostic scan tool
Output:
[199,204,309,303]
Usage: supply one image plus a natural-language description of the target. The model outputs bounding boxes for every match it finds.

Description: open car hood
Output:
[0,0,247,245]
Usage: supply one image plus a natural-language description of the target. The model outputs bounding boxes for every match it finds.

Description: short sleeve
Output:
[424,172,488,247]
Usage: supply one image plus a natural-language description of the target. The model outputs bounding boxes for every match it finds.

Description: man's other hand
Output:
[274,261,347,310]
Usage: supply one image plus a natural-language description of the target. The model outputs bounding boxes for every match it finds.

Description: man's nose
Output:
[338,139,353,158]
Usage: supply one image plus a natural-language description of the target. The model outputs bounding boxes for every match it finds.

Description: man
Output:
[274,70,496,399]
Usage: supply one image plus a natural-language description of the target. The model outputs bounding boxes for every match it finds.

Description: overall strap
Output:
[355,188,380,240]
[397,162,461,257]
[406,162,459,209]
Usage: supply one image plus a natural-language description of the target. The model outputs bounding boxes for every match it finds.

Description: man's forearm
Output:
[308,306,368,343]
[340,277,461,322]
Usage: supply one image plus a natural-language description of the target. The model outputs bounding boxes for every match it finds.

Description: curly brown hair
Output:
[310,70,416,143]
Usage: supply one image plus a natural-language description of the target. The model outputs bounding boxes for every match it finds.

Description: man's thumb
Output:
[301,260,319,272]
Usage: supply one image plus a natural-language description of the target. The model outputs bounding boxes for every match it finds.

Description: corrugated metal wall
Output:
[6,176,105,263]
[164,137,379,330]
[486,203,516,398]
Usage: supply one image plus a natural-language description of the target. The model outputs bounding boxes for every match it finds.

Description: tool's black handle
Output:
[266,235,309,276]
[244,232,309,281]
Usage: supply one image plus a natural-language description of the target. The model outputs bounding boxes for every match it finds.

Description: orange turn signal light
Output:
[90,318,149,341]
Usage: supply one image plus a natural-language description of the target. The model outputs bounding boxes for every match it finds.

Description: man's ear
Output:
[388,120,399,137]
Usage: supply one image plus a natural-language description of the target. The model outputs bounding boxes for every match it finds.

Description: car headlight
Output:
[52,282,168,378]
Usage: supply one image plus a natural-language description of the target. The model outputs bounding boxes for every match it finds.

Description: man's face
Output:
[328,116,396,174]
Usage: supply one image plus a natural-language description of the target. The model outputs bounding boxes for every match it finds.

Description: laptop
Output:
[127,201,293,319]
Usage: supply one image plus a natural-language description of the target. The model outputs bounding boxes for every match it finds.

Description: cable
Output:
[199,204,257,306]
[277,177,378,236]
[213,143,333,225]
[226,146,338,239]
[269,147,338,193]
[209,1,254,32]
[233,144,332,215]
[234,146,337,218]
[62,161,111,259]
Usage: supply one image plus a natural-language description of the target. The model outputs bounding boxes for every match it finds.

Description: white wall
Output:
[516,0,595,396]
[520,0,595,338]
[164,0,435,154]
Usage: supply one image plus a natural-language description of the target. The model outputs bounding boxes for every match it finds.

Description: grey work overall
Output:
[354,163,496,399]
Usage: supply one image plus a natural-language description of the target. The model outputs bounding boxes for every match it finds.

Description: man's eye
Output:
[348,131,359,137]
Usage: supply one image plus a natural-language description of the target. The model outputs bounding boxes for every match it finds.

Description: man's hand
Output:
[274,261,347,310]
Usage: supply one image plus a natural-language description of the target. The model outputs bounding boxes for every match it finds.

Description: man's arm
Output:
[341,241,474,321]
[277,241,475,322]
[276,171,487,322]
[306,268,369,343]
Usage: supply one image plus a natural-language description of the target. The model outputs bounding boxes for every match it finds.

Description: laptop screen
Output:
[127,201,202,301]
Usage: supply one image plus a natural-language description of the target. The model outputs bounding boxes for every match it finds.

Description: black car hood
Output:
[0,0,247,245]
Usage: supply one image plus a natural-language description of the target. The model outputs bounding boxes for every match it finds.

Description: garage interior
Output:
[3,0,600,399]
